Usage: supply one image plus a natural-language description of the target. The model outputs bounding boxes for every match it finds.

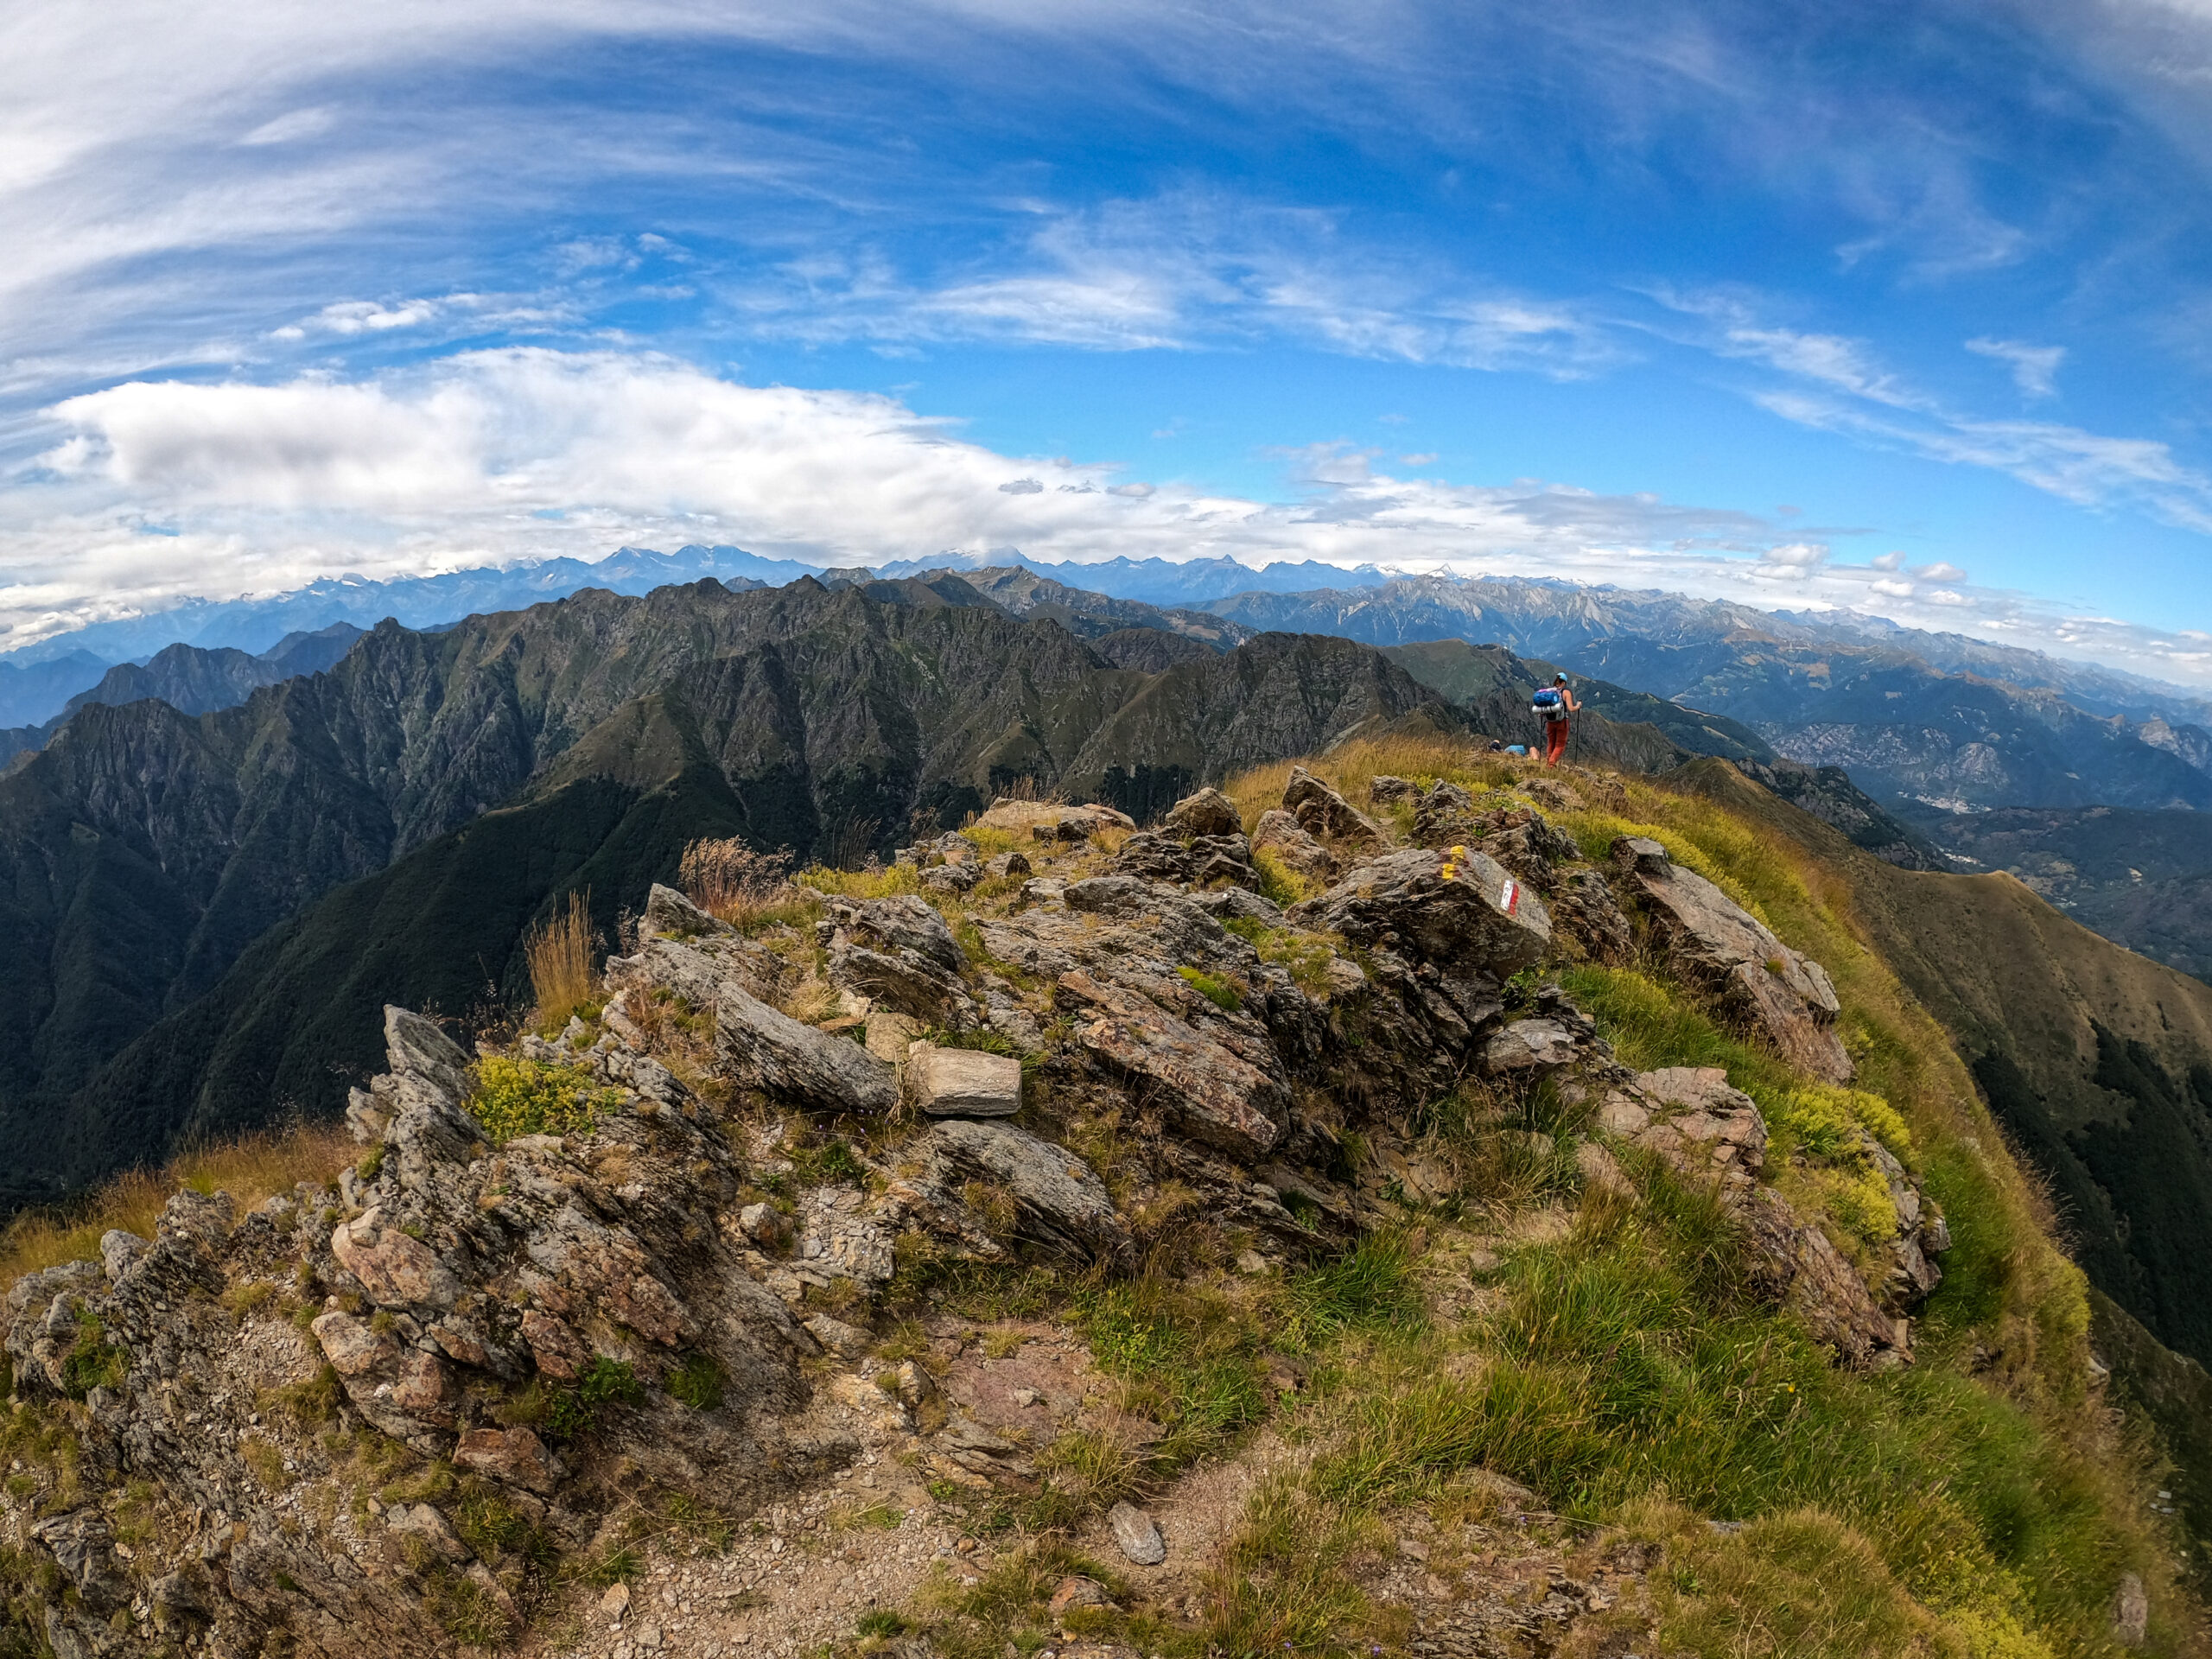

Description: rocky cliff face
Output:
[0,761,1959,1659]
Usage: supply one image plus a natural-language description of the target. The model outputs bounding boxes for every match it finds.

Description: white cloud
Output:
[1966,336,2065,398]
[1913,561,1967,581]
[239,107,336,147]
[7,350,2212,689]
[1871,550,1904,570]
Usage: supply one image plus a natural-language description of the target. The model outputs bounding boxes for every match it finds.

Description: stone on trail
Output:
[453,1425,563,1494]
[1108,1500,1166,1566]
[907,1042,1023,1116]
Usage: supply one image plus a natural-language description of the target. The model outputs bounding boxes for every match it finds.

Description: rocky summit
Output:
[0,737,2190,1659]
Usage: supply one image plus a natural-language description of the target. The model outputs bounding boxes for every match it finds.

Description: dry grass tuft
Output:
[524,890,599,1030]
[984,775,1067,807]
[0,1122,356,1294]
[679,838,798,926]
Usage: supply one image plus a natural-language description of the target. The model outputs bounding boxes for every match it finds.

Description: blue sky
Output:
[4,0,2212,681]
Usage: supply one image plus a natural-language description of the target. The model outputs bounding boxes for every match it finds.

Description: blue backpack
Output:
[1532,685,1567,721]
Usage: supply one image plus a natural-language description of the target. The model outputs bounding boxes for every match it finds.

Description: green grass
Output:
[667,1352,726,1412]
[1202,1172,2141,1658]
[467,1054,624,1144]
[1177,965,1243,1012]
[1273,1232,1425,1353]
[543,1357,645,1441]
[57,1314,127,1400]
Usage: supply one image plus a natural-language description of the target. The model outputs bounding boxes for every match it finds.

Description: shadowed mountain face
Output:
[1895,803,2212,982]
[0,577,1461,1207]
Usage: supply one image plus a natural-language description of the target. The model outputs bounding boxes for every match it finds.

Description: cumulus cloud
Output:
[1913,561,1967,581]
[1871,550,1904,570]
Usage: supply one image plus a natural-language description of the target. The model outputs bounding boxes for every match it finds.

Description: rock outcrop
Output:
[1611,836,1853,1084]
[1596,1065,1940,1368]
[0,771,1961,1655]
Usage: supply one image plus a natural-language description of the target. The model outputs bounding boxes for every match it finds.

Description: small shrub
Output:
[1224,917,1340,997]
[1249,847,1315,909]
[243,1438,289,1491]
[800,863,923,899]
[791,1136,868,1187]
[58,1315,128,1400]
[668,1352,726,1412]
[856,1610,907,1638]
[523,891,599,1031]
[280,1363,344,1426]
[545,1357,645,1440]
[222,1281,277,1318]
[467,1055,623,1144]
[1178,965,1243,1012]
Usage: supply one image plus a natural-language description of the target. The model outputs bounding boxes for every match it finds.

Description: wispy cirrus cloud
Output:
[1967,336,2066,398]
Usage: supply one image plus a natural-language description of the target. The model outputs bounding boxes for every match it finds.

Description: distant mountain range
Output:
[9,543,2212,979]
[0,624,362,766]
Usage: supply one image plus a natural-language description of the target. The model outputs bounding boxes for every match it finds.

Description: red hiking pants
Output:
[1544,718,1568,765]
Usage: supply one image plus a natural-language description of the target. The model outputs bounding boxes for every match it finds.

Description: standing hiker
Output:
[1531,672,1579,767]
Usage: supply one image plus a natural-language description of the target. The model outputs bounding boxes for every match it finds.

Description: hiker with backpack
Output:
[1531,673,1579,767]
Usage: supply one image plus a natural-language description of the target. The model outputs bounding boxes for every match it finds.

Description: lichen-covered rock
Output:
[454,1425,563,1493]
[331,1206,462,1309]
[1605,1067,1770,1198]
[1284,766,1383,847]
[1112,830,1259,889]
[823,893,975,1025]
[1483,1018,1582,1077]
[1290,848,1551,976]
[1251,808,1335,881]
[640,881,733,940]
[888,1118,1134,1267]
[1165,786,1243,838]
[1740,1187,1914,1369]
[715,976,899,1114]
[1549,868,1635,964]
[1058,969,1287,1156]
[1611,836,1853,1084]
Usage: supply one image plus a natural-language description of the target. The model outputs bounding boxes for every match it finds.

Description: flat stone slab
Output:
[908,1043,1023,1116]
